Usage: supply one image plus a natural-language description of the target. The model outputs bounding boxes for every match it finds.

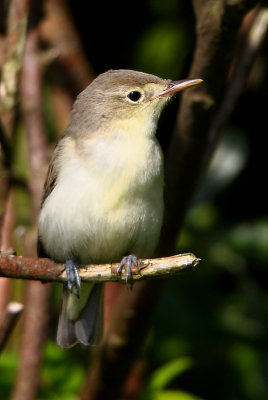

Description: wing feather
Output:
[38,136,67,256]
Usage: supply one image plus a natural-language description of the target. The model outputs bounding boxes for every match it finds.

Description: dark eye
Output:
[127,91,142,102]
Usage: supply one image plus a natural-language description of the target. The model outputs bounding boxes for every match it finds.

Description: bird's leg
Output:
[65,258,81,296]
[117,254,138,283]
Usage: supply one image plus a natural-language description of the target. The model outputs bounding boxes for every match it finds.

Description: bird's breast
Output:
[38,134,164,263]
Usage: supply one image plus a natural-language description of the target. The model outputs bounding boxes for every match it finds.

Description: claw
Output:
[117,254,138,283]
[65,258,81,296]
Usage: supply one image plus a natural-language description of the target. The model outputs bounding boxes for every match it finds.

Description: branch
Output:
[0,253,200,283]
[207,6,268,154]
[20,28,48,221]
[40,0,95,134]
[0,0,30,250]
[40,0,95,92]
[11,21,52,400]
[0,0,30,133]
[0,301,24,353]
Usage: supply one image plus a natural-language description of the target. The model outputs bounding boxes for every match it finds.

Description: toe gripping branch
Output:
[116,254,139,284]
[65,254,139,291]
[65,258,81,296]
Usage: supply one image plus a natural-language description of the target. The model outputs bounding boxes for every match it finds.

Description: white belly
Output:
[38,135,164,264]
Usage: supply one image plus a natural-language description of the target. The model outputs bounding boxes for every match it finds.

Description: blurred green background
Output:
[1,1,268,399]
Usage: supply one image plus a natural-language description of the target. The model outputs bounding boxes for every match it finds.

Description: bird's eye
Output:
[127,91,142,102]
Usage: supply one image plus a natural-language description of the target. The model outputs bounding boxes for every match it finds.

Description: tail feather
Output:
[75,283,104,346]
[57,283,104,348]
[56,286,77,348]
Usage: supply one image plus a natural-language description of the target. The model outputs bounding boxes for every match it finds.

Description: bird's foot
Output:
[117,254,138,284]
[65,258,81,296]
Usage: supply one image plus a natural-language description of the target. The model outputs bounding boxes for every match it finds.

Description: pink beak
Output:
[150,78,203,100]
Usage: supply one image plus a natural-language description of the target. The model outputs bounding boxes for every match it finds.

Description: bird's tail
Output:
[56,283,104,348]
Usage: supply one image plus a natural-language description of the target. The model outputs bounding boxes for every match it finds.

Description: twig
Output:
[80,255,199,400]
[0,301,24,352]
[0,253,200,283]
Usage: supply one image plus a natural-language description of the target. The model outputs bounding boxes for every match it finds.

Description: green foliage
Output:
[146,357,192,391]
[228,219,268,263]
[230,344,266,399]
[39,341,85,400]
[0,350,17,397]
[139,357,205,400]
[133,23,189,77]
[12,124,32,227]
[0,341,86,399]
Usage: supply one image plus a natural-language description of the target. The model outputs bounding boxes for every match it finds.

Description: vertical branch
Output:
[41,0,94,91]
[0,301,24,353]
[40,0,95,134]
[0,0,30,134]
[207,6,268,158]
[0,0,30,240]
[0,0,30,314]
[11,19,51,400]
[0,194,15,312]
[11,281,50,400]
[19,31,48,219]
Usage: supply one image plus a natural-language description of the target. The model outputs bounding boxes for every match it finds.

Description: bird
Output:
[38,69,202,348]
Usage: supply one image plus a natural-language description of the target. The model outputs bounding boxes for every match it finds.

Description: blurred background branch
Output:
[159,0,263,254]
[0,301,23,353]
[11,7,51,398]
[0,0,30,366]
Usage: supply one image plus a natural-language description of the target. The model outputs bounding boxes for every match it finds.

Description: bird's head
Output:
[68,69,202,136]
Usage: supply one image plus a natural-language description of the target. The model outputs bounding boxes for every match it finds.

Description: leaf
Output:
[155,389,205,400]
[148,357,193,391]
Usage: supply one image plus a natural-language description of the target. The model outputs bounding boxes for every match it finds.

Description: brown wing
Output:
[38,141,62,257]
[41,158,57,205]
[40,138,65,206]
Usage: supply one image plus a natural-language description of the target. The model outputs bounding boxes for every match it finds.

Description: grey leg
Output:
[65,258,81,296]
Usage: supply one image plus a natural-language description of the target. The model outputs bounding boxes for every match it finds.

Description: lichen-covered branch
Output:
[0,253,200,283]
